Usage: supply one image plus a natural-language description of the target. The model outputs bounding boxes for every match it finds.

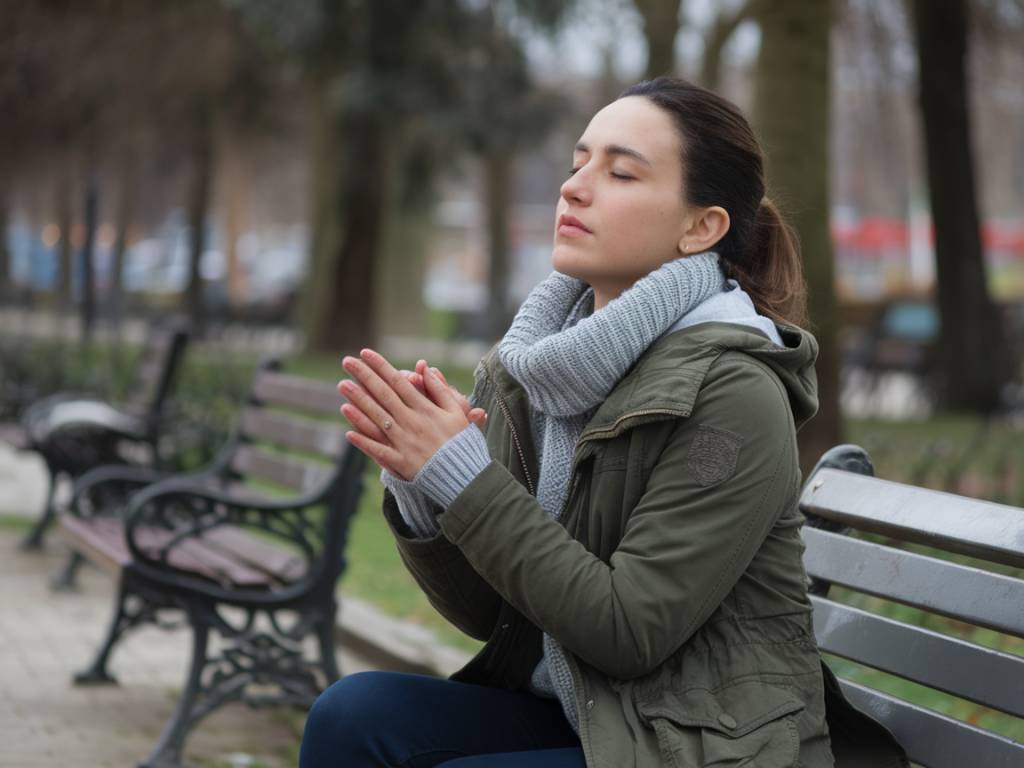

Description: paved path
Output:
[0,527,376,768]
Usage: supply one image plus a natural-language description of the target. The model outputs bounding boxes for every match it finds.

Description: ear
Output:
[678,206,730,255]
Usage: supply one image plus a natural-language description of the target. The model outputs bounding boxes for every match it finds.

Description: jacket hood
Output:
[576,320,820,435]
[480,320,819,436]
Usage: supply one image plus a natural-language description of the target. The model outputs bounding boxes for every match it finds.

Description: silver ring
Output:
[382,418,393,431]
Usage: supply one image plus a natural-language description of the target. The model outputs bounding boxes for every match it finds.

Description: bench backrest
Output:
[223,361,365,587]
[799,446,1024,768]
[123,318,190,425]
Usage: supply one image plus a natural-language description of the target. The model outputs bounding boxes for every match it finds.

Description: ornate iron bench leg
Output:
[51,550,85,592]
[316,604,342,685]
[19,470,59,551]
[74,577,148,685]
[137,618,210,768]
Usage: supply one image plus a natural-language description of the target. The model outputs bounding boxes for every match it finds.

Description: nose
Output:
[560,166,592,207]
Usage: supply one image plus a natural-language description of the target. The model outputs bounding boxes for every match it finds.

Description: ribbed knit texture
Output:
[382,252,727,734]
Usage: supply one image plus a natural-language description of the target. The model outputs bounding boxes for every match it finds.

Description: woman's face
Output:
[553,96,695,304]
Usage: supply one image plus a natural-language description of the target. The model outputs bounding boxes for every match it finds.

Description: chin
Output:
[551,247,593,283]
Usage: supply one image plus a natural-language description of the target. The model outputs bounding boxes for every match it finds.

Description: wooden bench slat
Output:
[58,517,230,586]
[171,536,274,589]
[59,517,279,589]
[238,408,346,459]
[812,595,1024,717]
[838,678,1024,768]
[200,526,307,584]
[56,516,130,578]
[803,527,1024,638]
[230,444,332,495]
[801,468,1024,569]
[251,371,342,416]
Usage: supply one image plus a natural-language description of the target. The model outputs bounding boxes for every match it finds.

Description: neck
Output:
[591,281,631,312]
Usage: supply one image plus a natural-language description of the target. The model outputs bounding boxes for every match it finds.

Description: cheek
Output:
[606,198,681,258]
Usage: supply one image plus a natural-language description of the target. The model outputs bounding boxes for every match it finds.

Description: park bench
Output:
[55,360,366,768]
[1,318,189,550]
[800,445,1024,767]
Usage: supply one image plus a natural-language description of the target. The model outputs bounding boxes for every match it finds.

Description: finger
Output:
[358,348,430,410]
[340,402,390,444]
[338,377,396,433]
[422,365,460,411]
[343,355,413,423]
[402,369,426,395]
[415,360,458,411]
[431,367,473,411]
[419,362,469,411]
[345,430,406,474]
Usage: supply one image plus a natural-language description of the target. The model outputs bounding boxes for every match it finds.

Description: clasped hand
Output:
[338,348,487,481]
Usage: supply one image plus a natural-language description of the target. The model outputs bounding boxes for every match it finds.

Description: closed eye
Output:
[567,167,634,181]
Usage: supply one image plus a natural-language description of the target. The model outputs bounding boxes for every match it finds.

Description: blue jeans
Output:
[299,671,585,767]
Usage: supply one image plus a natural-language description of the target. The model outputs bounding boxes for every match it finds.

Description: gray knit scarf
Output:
[496,251,724,732]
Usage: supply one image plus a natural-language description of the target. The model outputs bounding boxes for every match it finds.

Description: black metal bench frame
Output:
[4,318,189,550]
[801,445,1024,767]
[57,360,366,768]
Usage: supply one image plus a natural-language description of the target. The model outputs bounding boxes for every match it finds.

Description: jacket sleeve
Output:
[381,491,502,641]
[379,358,504,642]
[437,356,800,679]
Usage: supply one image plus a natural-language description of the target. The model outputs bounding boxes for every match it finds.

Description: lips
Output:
[558,214,592,233]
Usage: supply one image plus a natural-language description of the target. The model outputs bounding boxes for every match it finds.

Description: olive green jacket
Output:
[382,321,908,768]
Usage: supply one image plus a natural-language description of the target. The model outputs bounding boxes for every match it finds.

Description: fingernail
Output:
[360,349,372,359]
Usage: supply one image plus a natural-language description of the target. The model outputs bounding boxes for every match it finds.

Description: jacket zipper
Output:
[493,391,536,496]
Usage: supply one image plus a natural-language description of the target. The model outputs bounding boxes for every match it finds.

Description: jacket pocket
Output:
[637,679,805,768]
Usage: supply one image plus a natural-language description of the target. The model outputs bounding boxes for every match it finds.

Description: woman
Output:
[300,77,908,768]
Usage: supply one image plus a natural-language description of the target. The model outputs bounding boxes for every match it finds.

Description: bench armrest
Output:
[69,465,175,519]
[69,455,233,520]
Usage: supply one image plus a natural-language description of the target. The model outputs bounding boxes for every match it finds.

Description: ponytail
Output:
[721,197,808,329]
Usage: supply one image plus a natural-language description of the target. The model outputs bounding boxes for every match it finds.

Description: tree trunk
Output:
[301,82,344,352]
[0,185,10,299]
[911,0,1008,412]
[482,148,516,342]
[753,0,837,478]
[305,111,389,355]
[374,141,430,344]
[634,0,682,79]
[79,170,98,341]
[184,100,213,335]
[55,157,74,309]
[700,1,756,91]
[110,153,135,331]
[222,135,246,314]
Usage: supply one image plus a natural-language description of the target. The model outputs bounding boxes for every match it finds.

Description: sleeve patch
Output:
[686,424,743,487]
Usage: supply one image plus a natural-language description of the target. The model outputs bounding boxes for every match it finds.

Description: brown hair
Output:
[619,77,808,328]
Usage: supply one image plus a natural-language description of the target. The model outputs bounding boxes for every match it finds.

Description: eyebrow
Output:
[574,141,652,167]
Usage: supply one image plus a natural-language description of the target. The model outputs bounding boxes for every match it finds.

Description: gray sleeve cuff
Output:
[412,423,492,509]
[380,468,442,538]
